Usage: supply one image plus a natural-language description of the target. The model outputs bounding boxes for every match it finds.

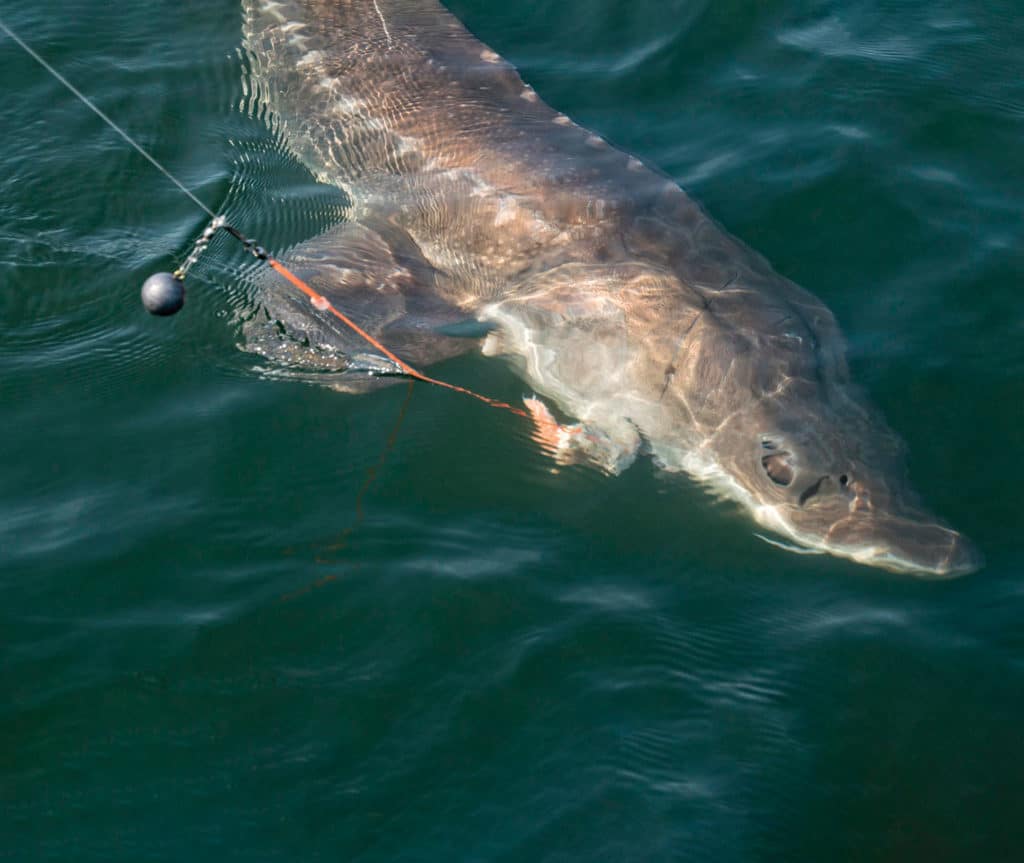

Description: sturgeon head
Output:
[640,259,983,578]
[682,383,982,577]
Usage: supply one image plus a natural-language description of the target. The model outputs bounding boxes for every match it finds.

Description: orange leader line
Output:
[267,257,530,419]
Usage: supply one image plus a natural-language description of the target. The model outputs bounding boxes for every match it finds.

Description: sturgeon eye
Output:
[761,452,794,486]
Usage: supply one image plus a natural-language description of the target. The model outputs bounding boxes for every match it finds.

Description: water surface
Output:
[2,1,1022,860]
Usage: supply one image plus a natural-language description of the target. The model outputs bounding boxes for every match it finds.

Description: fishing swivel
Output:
[140,216,222,316]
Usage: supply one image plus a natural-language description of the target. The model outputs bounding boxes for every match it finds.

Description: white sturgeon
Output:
[241,0,980,576]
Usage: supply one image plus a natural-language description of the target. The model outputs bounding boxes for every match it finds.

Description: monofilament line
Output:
[0,15,217,219]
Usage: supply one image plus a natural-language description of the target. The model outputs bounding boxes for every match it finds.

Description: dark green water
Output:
[2,1,1022,859]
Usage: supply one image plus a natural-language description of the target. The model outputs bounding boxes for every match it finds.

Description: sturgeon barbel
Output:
[241,0,981,576]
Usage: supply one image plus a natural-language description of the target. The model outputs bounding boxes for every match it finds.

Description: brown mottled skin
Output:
[242,0,980,575]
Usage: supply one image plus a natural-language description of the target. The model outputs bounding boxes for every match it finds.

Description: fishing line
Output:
[0,16,217,220]
[279,379,416,605]
[0,15,530,420]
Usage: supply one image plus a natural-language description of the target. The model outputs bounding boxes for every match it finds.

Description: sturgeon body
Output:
[241,0,980,576]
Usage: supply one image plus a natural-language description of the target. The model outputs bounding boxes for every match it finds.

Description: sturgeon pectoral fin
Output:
[524,396,568,458]
[523,396,640,475]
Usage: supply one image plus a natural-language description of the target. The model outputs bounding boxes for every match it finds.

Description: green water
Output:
[2,1,1022,859]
